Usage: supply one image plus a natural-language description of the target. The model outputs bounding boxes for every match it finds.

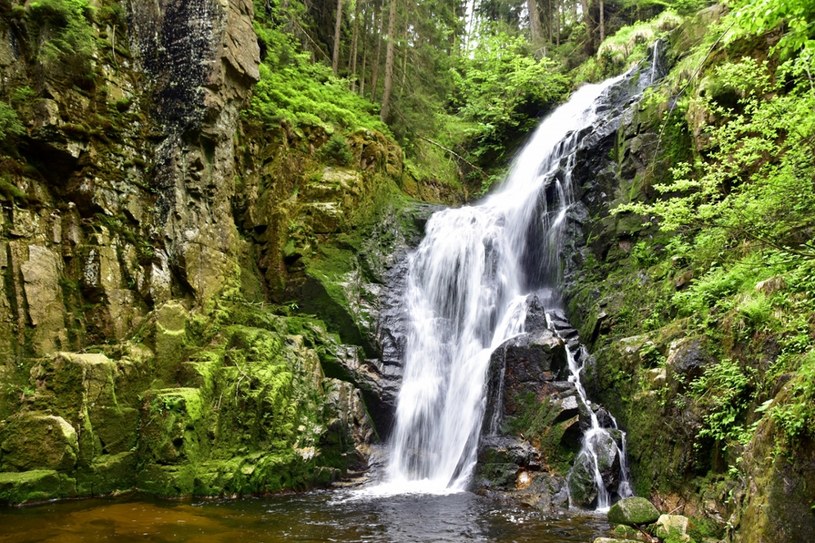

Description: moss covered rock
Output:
[607,497,661,526]
[0,413,78,471]
[656,514,693,543]
[0,470,77,505]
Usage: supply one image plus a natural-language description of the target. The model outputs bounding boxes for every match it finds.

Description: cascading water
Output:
[374,45,663,502]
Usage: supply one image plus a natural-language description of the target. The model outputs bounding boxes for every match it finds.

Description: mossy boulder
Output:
[607,496,661,526]
[27,352,143,466]
[655,514,693,543]
[76,451,137,496]
[140,388,206,465]
[153,301,191,382]
[0,470,77,505]
[0,413,78,471]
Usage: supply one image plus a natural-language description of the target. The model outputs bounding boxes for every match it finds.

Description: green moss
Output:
[607,496,661,526]
[0,470,77,504]
[24,0,98,88]
[506,393,578,473]
[76,451,136,496]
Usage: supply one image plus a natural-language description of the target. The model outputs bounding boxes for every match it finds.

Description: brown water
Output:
[0,491,611,542]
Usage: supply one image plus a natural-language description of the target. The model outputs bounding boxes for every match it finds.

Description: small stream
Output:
[0,492,610,542]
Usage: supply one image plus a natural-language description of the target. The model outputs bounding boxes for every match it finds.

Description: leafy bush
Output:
[691,358,754,446]
[595,10,682,78]
[619,52,815,260]
[597,10,682,74]
[449,31,569,162]
[0,103,24,142]
[771,350,815,442]
[318,134,353,167]
[25,0,97,87]
[249,20,387,135]
[725,0,815,56]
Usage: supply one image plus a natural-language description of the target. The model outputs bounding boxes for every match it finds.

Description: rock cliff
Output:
[0,0,439,503]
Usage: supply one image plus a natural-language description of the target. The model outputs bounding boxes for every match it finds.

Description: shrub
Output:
[770,350,815,442]
[449,31,569,163]
[249,21,387,134]
[691,358,754,447]
[318,134,353,167]
[25,0,97,87]
[0,103,24,142]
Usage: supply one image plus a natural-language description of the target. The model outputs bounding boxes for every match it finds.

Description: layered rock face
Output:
[0,0,422,503]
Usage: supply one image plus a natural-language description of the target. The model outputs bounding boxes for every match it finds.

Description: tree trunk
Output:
[399,18,409,92]
[599,0,605,43]
[527,0,542,43]
[370,5,383,102]
[380,0,398,123]
[332,0,343,75]
[580,0,593,53]
[359,3,369,95]
[349,0,361,89]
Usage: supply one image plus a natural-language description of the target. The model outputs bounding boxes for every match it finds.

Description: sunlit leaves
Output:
[448,31,568,160]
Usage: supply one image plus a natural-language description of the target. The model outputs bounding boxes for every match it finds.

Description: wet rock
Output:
[607,496,661,526]
[476,435,541,489]
[666,336,711,386]
[76,452,137,496]
[323,379,376,470]
[568,430,622,507]
[484,329,568,428]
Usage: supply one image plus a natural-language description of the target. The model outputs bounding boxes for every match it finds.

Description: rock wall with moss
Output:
[558,6,815,542]
[0,0,458,504]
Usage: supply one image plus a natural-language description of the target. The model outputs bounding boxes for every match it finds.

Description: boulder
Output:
[484,329,568,426]
[0,413,78,471]
[666,336,711,385]
[607,496,661,526]
[322,379,376,470]
[0,470,77,504]
[568,430,622,507]
[655,514,692,542]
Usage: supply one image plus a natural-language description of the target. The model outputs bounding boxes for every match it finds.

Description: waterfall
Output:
[372,47,662,500]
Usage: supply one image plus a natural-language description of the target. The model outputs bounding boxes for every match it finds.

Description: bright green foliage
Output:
[249,8,387,135]
[620,53,815,258]
[449,31,569,162]
[691,359,755,446]
[0,103,24,142]
[725,0,815,56]
[596,10,683,76]
[318,133,353,167]
[24,0,97,87]
[770,350,815,442]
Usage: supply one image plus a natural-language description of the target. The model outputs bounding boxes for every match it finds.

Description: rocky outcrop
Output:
[0,0,416,504]
[726,412,815,543]
[475,295,610,509]
[129,0,261,302]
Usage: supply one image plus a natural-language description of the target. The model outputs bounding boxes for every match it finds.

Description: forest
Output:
[0,0,813,542]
